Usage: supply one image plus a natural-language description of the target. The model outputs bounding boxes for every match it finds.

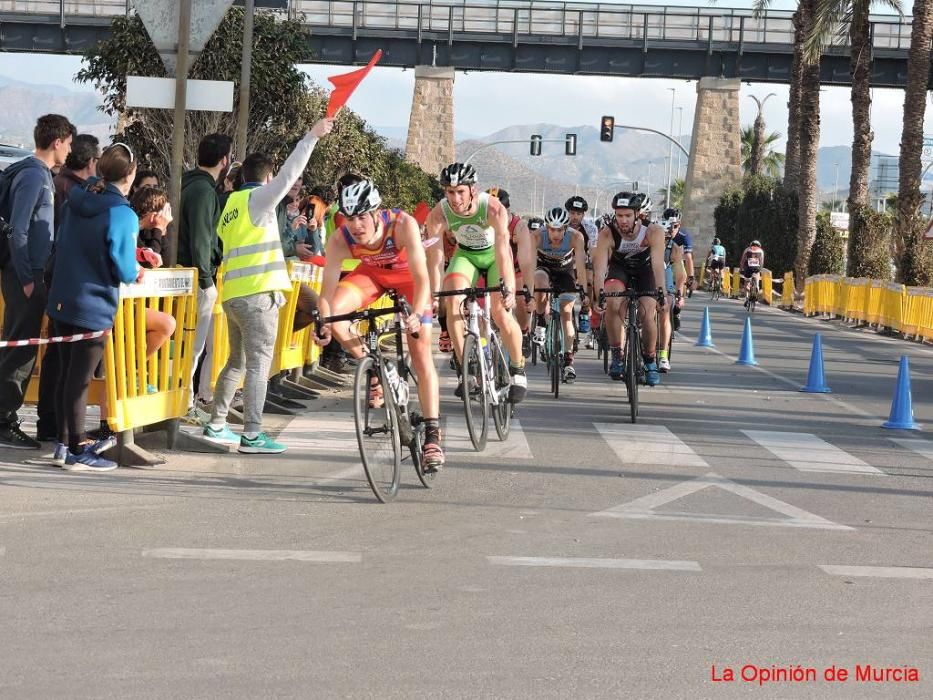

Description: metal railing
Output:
[0,0,913,51]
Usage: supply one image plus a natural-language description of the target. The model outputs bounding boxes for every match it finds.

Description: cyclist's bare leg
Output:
[329,285,367,359]
[604,278,627,348]
[514,275,530,333]
[752,271,761,296]
[560,297,576,349]
[533,269,550,328]
[659,291,673,350]
[406,326,440,419]
[443,272,471,364]
[491,295,523,362]
[639,296,659,358]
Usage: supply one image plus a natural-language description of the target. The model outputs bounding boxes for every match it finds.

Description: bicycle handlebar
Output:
[313,294,420,340]
[599,288,666,307]
[435,280,510,299]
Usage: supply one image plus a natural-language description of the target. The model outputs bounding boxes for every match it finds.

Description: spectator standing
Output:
[202,118,333,454]
[178,133,232,423]
[0,114,75,449]
[46,143,141,471]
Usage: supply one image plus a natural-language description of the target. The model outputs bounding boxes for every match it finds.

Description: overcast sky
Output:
[0,0,916,155]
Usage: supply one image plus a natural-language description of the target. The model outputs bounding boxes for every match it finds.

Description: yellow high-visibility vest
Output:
[218,189,291,302]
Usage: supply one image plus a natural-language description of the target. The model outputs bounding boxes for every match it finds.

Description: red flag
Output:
[325,50,383,118]
[412,201,431,226]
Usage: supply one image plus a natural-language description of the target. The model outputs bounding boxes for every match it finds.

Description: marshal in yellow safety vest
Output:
[218,189,292,302]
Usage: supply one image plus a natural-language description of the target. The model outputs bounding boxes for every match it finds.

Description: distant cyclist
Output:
[739,239,765,306]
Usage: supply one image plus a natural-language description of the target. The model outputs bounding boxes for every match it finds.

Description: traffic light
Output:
[600,116,615,142]
[530,134,542,156]
[565,133,577,156]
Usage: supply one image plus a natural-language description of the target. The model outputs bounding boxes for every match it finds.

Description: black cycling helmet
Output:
[486,186,510,209]
[338,179,382,217]
[663,207,681,221]
[612,191,649,213]
[527,216,544,231]
[441,162,477,187]
[565,196,589,212]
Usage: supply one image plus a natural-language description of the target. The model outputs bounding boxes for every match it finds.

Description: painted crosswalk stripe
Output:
[276,412,361,453]
[742,430,884,475]
[594,423,709,468]
[819,565,933,580]
[445,416,534,459]
[487,556,701,571]
[890,438,933,463]
[142,548,362,562]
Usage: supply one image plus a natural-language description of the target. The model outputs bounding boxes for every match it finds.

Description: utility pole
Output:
[666,87,675,208]
[236,0,255,157]
[166,0,192,267]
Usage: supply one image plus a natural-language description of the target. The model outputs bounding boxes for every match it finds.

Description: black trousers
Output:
[36,343,60,435]
[0,265,48,426]
[52,319,107,453]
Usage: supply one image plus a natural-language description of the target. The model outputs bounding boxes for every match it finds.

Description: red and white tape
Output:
[0,329,111,349]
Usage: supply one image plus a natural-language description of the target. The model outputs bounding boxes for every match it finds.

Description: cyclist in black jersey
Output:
[592,191,667,386]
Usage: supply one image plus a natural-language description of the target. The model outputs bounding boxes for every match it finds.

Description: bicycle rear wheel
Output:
[410,418,436,488]
[353,355,401,503]
[490,333,512,441]
[626,313,640,424]
[461,334,488,451]
[600,323,609,374]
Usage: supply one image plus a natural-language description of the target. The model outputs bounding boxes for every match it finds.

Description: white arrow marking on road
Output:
[590,472,853,530]
[594,423,709,468]
[487,556,701,571]
[743,431,884,475]
[819,565,933,579]
[142,549,362,563]
[890,438,933,463]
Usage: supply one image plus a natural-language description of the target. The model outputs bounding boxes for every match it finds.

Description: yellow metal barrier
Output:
[730,268,741,298]
[721,267,732,296]
[879,281,906,332]
[781,271,794,308]
[761,269,773,305]
[103,268,197,432]
[270,261,321,376]
[864,279,884,326]
[903,287,933,341]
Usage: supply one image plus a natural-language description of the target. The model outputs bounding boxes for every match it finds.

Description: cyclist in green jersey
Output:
[424,163,527,403]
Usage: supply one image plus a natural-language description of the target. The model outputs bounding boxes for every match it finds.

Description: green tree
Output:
[846,208,893,279]
[808,212,846,275]
[659,178,685,210]
[76,8,438,211]
[741,126,784,178]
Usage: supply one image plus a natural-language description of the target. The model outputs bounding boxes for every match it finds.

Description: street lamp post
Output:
[676,107,684,179]
[666,87,676,208]
[832,162,840,212]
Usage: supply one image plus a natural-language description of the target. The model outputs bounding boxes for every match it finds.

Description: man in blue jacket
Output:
[0,114,75,450]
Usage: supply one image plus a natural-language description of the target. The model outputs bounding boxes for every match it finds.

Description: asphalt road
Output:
[0,298,931,699]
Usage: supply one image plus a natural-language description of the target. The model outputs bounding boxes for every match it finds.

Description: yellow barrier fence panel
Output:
[721,267,732,296]
[270,261,317,376]
[865,279,884,326]
[919,288,933,341]
[303,264,325,368]
[731,269,741,298]
[880,281,906,332]
[761,269,773,305]
[781,271,794,307]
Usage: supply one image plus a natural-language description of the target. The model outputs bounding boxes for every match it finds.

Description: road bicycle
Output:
[314,291,434,503]
[435,281,513,452]
[600,288,665,424]
[527,285,585,399]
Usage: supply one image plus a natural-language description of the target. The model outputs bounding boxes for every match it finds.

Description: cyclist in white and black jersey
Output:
[565,195,598,311]
[592,191,667,386]
[523,206,588,382]
[658,221,686,372]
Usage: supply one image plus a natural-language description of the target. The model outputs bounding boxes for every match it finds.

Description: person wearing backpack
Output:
[0,114,75,450]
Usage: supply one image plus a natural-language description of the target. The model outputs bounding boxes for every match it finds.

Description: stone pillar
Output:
[405,66,456,177]
[682,78,743,251]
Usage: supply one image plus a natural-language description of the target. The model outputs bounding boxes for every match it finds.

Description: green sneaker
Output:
[202,424,239,445]
[238,432,286,454]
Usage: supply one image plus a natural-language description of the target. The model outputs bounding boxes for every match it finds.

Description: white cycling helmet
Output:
[338,179,382,217]
[543,206,570,228]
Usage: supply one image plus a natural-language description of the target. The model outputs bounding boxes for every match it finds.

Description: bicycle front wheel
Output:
[626,315,640,424]
[550,319,561,399]
[490,333,512,441]
[353,355,401,503]
[600,324,609,374]
[461,334,488,452]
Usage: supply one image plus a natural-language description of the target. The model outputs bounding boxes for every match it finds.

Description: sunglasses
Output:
[106,141,135,162]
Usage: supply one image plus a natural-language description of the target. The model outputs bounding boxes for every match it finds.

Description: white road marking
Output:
[142,548,362,562]
[819,565,933,580]
[890,439,933,463]
[0,504,166,519]
[594,423,709,468]
[590,472,853,530]
[743,430,884,475]
[275,412,362,453]
[487,556,701,571]
[444,416,534,459]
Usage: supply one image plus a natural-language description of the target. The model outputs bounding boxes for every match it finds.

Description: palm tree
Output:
[741,126,785,178]
[659,178,685,210]
[896,0,933,284]
[748,93,777,176]
[805,0,903,277]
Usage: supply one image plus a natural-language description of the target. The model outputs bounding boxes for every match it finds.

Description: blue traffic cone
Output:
[800,334,831,393]
[696,306,715,347]
[735,316,758,366]
[882,356,920,430]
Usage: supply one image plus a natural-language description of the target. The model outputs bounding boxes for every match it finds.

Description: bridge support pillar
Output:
[405,66,456,176]
[682,77,743,250]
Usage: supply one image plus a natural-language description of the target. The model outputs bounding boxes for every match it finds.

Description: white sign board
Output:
[830,212,849,231]
[126,76,234,112]
[923,135,933,165]
[120,269,196,299]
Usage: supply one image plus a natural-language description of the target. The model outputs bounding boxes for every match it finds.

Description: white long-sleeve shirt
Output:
[246,133,319,232]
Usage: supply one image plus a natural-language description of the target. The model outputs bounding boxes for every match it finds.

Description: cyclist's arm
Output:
[571,230,588,292]
[672,244,686,295]
[424,205,447,295]
[593,227,611,297]
[396,212,432,317]
[516,220,536,291]
[487,196,516,291]
[647,224,667,295]
[739,248,749,270]
[758,250,765,269]
[318,227,351,321]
